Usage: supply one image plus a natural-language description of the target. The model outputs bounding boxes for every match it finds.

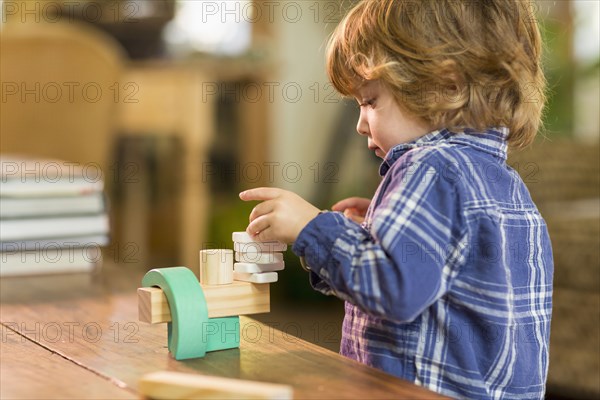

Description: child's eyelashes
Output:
[357,98,376,108]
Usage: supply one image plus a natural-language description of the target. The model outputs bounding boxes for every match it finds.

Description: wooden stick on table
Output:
[139,371,293,400]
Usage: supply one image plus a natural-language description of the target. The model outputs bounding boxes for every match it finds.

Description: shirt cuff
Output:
[293,211,350,295]
[292,211,345,258]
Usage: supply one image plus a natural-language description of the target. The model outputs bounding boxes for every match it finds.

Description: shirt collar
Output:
[379,127,509,176]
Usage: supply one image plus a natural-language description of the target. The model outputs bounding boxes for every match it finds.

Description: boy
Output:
[240,1,553,398]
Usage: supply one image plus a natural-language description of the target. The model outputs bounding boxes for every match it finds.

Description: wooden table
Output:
[0,263,446,399]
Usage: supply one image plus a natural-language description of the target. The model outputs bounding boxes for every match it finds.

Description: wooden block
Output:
[234,242,287,253]
[232,231,286,246]
[201,281,270,318]
[199,249,233,285]
[234,262,284,273]
[138,287,171,324]
[235,252,284,264]
[138,281,270,323]
[233,271,278,284]
[139,371,293,400]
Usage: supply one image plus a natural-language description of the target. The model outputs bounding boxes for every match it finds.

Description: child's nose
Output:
[356,112,369,136]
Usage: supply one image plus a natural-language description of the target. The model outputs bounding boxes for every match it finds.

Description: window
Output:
[163,0,252,56]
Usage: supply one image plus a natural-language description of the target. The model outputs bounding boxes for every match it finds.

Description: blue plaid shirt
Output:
[293,128,553,399]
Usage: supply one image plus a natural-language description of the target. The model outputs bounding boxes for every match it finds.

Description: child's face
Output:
[354,80,433,159]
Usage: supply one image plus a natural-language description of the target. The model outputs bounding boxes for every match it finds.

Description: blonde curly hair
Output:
[327,0,546,148]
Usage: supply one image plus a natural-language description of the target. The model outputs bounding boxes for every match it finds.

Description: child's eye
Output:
[358,98,376,107]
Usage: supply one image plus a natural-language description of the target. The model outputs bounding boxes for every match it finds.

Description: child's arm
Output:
[241,158,466,323]
[296,159,466,323]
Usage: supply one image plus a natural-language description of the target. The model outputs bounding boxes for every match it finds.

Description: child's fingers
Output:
[348,214,365,224]
[332,197,369,211]
[248,201,274,223]
[332,198,356,211]
[250,227,275,243]
[343,208,358,218]
[343,208,365,224]
[246,214,271,237]
[240,188,282,201]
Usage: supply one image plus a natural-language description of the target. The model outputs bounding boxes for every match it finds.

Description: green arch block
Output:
[204,316,240,352]
[142,267,209,360]
[142,267,241,360]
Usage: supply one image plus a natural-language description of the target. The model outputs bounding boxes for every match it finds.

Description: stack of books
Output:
[0,157,110,276]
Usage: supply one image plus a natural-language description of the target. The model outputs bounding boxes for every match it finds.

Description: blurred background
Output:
[0,1,598,398]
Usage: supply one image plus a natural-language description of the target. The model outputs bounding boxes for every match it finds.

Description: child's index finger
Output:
[239,187,282,201]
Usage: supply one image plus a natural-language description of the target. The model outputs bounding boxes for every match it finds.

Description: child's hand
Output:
[239,188,321,244]
[332,197,371,224]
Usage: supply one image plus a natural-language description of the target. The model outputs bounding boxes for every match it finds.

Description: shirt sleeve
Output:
[292,155,468,323]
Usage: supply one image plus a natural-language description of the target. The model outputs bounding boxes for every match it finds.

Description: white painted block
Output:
[234,241,287,253]
[233,271,278,284]
[199,249,233,285]
[233,231,288,244]
[235,252,284,264]
[234,261,284,273]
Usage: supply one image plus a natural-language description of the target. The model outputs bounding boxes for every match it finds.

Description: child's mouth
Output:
[369,145,384,158]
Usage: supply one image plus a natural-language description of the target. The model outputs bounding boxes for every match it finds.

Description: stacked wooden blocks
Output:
[137,232,287,360]
[136,234,294,398]
[233,231,287,284]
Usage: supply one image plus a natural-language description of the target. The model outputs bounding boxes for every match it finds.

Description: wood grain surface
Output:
[0,263,447,399]
[1,325,134,399]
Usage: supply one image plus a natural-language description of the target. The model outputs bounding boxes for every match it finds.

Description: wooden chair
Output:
[0,20,124,175]
[509,140,600,397]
